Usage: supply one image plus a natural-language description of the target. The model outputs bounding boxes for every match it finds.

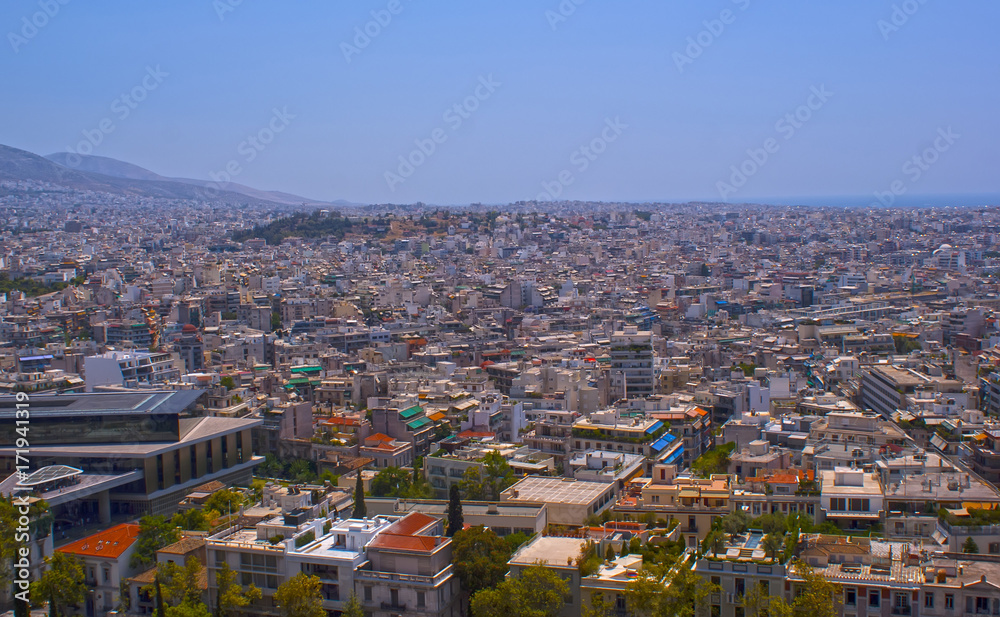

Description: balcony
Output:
[891,606,912,616]
[381,602,407,611]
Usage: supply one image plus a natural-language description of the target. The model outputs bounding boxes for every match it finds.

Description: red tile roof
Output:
[384,512,438,537]
[58,523,141,559]
[368,534,443,552]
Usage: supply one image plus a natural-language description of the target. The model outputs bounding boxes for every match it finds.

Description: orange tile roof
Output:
[365,433,393,443]
[384,512,438,537]
[457,430,494,439]
[368,534,443,552]
[58,523,141,559]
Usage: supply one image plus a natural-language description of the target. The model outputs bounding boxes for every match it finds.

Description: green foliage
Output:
[352,473,366,518]
[31,553,86,617]
[219,376,236,390]
[626,561,718,617]
[451,526,517,597]
[459,451,517,500]
[0,273,74,297]
[470,565,569,617]
[171,508,209,531]
[215,562,262,617]
[165,600,212,617]
[295,531,316,548]
[790,561,841,617]
[963,536,980,553]
[762,532,784,561]
[256,455,317,483]
[370,466,432,499]
[721,511,750,539]
[274,573,326,617]
[605,544,616,562]
[447,483,464,536]
[151,558,203,607]
[578,542,603,576]
[132,515,180,570]
[233,210,354,246]
[204,489,245,516]
[737,362,757,377]
[268,534,285,545]
[341,593,365,617]
[690,442,736,478]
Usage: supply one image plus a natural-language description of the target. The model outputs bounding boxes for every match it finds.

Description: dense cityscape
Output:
[3,161,1000,617]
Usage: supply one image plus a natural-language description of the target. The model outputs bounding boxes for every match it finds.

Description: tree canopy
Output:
[273,573,325,617]
[132,514,181,570]
[470,565,569,617]
[459,451,517,500]
[370,466,433,499]
[451,526,513,597]
[31,552,86,617]
[447,483,464,536]
[626,559,718,617]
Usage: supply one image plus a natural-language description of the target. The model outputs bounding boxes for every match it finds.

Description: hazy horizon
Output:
[4,1,998,206]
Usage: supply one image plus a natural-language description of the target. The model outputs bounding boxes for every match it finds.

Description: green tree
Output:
[470,565,569,617]
[131,514,180,570]
[30,553,86,617]
[172,509,209,531]
[790,561,840,617]
[451,526,513,597]
[215,562,261,617]
[273,573,325,617]
[370,466,413,497]
[626,564,717,617]
[447,483,464,536]
[341,593,364,617]
[722,511,750,540]
[219,376,236,390]
[605,544,616,562]
[963,536,980,553]
[152,558,203,607]
[204,489,245,517]
[762,532,784,562]
[744,582,792,617]
[352,473,366,518]
[166,601,212,617]
[459,451,516,501]
[584,591,615,617]
[690,442,736,477]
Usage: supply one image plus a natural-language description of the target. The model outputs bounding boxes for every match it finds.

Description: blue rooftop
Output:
[645,420,665,434]
[649,432,676,452]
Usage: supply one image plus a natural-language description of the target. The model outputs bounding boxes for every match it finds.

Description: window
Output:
[895,593,909,609]
[869,591,880,608]
[845,589,856,607]
[924,593,934,609]
[735,578,745,598]
[711,576,721,587]
[417,592,425,608]
[103,568,110,583]
[364,586,372,602]
[945,594,954,610]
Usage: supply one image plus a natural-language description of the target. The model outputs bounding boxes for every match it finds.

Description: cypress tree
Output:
[352,472,367,518]
[446,483,463,536]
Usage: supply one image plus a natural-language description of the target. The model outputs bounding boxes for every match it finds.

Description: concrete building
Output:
[84,350,182,390]
[501,476,616,526]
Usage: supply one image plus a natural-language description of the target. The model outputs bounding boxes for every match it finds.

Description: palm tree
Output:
[762,532,784,562]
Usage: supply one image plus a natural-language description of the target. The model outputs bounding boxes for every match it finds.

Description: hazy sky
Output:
[3,1,998,205]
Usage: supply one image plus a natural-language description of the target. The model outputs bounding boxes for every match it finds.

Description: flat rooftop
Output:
[502,476,611,505]
[509,536,585,567]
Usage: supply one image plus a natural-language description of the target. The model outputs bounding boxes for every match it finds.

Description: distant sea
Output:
[740,194,1000,208]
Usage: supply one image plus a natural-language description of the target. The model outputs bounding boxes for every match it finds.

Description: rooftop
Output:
[502,476,612,505]
[509,535,586,568]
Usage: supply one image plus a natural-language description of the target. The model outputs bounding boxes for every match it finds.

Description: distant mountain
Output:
[44,152,336,206]
[0,144,360,208]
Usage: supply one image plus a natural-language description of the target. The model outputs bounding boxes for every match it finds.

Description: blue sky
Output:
[3,0,998,205]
